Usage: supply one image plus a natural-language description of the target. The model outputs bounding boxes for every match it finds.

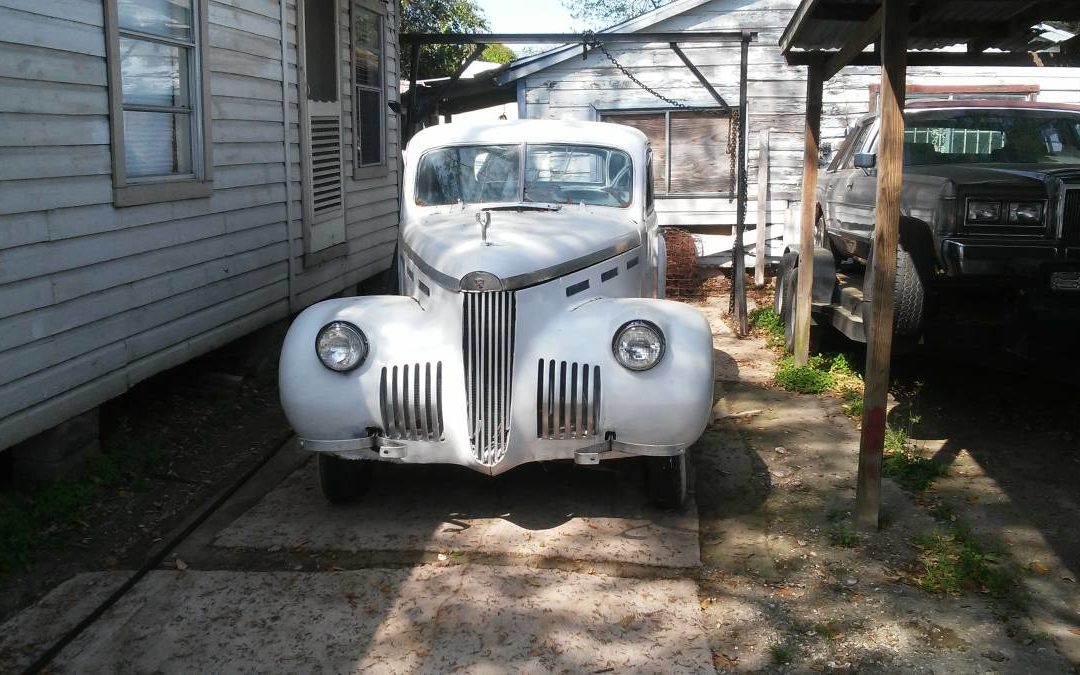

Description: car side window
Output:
[840,122,874,170]
[828,121,869,173]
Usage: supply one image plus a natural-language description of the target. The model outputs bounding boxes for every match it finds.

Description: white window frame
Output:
[103,0,214,207]
[351,0,389,180]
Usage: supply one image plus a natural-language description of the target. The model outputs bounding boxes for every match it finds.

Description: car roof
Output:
[406,119,649,157]
[904,99,1080,113]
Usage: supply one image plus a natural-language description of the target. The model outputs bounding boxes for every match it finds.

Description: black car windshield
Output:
[414,143,633,207]
[901,109,1080,165]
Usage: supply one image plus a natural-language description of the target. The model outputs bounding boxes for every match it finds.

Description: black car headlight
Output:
[612,320,665,371]
[315,322,368,372]
[1007,201,1045,225]
[966,200,1002,224]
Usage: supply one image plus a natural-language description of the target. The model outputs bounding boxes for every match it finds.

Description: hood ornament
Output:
[476,210,491,245]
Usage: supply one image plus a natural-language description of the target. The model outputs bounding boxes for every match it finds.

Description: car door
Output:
[825,119,876,260]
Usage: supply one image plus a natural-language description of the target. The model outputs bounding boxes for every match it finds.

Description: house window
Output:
[105,0,212,206]
[353,0,386,175]
[601,110,732,195]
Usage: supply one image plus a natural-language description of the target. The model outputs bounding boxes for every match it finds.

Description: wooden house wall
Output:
[0,0,399,451]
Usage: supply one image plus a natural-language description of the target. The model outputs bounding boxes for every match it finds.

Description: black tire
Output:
[782,266,822,353]
[317,454,373,504]
[646,454,689,510]
[774,251,797,315]
[863,244,926,339]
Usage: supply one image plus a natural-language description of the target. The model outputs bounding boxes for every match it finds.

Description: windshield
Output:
[414,143,633,207]
[901,110,1080,165]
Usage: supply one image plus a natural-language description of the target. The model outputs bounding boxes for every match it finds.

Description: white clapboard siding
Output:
[518,0,1080,260]
[0,0,400,451]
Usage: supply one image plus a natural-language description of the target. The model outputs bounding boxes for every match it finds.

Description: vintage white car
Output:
[279,120,714,508]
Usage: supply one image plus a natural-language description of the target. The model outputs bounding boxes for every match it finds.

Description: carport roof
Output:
[781,0,1080,67]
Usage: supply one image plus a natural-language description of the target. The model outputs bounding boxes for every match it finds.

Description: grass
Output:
[828,521,859,547]
[881,420,947,493]
[768,641,794,665]
[748,306,786,350]
[812,620,842,640]
[911,528,1014,597]
[774,351,866,409]
[0,424,161,578]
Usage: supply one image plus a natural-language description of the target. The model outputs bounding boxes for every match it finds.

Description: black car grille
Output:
[1063,189,1080,246]
[462,291,516,466]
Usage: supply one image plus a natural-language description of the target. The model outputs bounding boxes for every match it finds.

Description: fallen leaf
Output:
[1069,628,1080,637]
[700,598,714,610]
[618,614,635,628]
[1029,561,1050,575]
[175,558,188,571]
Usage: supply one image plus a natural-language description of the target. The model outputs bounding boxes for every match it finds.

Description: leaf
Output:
[174,558,188,571]
[1029,561,1050,575]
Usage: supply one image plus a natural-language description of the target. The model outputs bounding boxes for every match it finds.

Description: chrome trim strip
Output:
[401,239,640,292]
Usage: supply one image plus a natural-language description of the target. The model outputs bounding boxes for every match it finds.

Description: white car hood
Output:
[402,206,641,290]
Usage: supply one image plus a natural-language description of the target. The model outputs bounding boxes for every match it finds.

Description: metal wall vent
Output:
[309,115,343,215]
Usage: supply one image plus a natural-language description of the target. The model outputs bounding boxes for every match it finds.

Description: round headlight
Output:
[612,320,665,371]
[315,322,368,372]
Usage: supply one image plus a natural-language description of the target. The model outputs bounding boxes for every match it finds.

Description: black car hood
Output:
[906,163,1080,187]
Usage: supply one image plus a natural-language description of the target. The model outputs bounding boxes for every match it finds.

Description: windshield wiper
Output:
[482,203,562,212]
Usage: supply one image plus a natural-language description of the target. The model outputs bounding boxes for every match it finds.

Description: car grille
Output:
[536,360,601,440]
[1063,189,1080,246]
[462,291,516,466]
[379,362,444,441]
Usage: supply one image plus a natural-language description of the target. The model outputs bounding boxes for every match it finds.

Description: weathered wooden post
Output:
[793,62,823,366]
[731,32,751,337]
[855,0,908,532]
[755,129,770,287]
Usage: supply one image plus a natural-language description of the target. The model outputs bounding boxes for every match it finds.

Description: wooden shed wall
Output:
[0,0,399,451]
[517,0,1080,258]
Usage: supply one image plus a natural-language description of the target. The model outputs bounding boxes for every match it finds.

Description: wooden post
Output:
[855,0,908,532]
[406,41,421,143]
[731,32,751,337]
[793,63,823,366]
[755,129,770,287]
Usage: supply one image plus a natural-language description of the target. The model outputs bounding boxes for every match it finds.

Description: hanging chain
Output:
[583,31,739,196]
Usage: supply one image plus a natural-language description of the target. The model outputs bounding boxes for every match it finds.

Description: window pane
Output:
[120,38,189,107]
[415,145,520,205]
[525,144,632,207]
[354,7,381,88]
[602,113,666,193]
[357,88,382,166]
[669,111,730,193]
[123,110,192,177]
[118,0,193,41]
[305,0,338,102]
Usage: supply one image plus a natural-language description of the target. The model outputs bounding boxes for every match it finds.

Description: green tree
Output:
[561,0,670,29]
[480,43,516,65]
[400,0,489,79]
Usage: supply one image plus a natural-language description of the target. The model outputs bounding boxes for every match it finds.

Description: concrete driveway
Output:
[2,442,713,672]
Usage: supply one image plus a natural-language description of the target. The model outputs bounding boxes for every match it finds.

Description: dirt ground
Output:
[3,280,1079,672]
[692,283,1080,672]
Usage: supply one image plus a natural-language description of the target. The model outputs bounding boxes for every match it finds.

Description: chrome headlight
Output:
[315,322,368,372]
[966,200,1002,224]
[1008,201,1045,225]
[612,320,665,371]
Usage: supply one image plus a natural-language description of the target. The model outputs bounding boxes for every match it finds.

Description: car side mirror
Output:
[853,153,876,170]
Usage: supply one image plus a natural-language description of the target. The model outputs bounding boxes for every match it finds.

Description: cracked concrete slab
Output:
[47,567,712,673]
[214,460,700,568]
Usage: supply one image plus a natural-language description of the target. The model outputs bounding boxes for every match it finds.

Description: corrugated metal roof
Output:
[781,0,1078,58]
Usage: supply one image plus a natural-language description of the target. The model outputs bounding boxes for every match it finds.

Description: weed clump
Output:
[748,306,786,350]
[882,423,947,492]
[912,529,1013,597]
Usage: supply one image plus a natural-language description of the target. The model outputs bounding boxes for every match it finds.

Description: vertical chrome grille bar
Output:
[581,363,589,437]
[424,363,433,439]
[592,365,601,433]
[546,359,555,439]
[569,363,578,437]
[436,361,444,439]
[402,364,412,439]
[536,359,545,438]
[379,367,390,438]
[391,365,401,437]
[558,361,567,439]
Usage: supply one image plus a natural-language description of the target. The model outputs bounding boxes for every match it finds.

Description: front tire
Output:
[782,265,822,354]
[646,454,689,510]
[317,454,373,504]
